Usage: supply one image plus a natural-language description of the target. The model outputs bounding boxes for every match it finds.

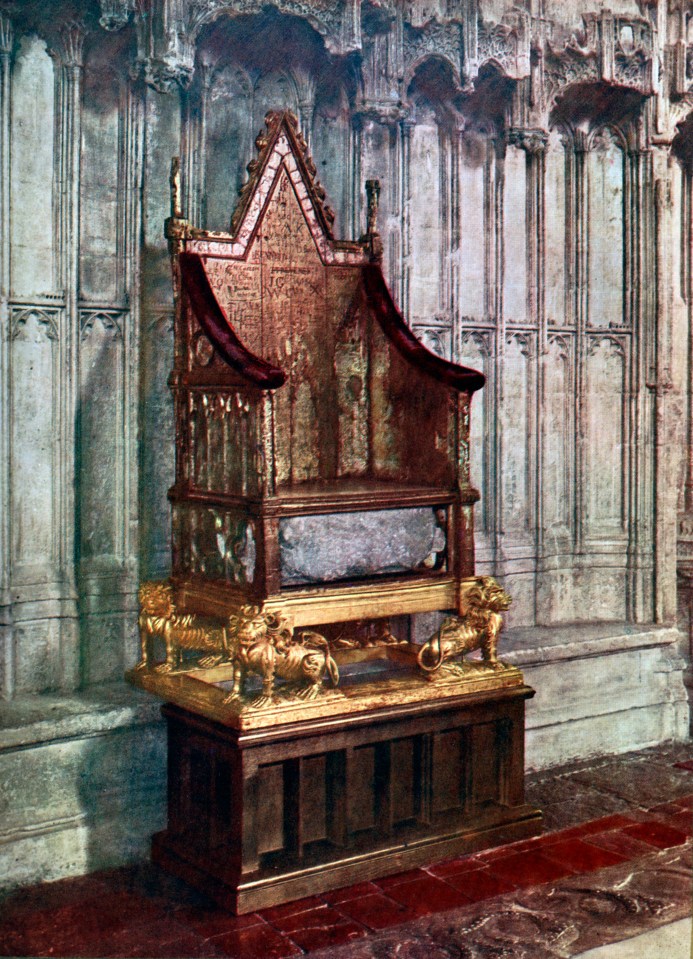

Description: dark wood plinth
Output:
[153,687,542,914]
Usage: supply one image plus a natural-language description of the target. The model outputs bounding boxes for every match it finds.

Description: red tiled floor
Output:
[539,837,628,872]
[59,918,217,959]
[380,874,470,916]
[321,881,381,904]
[583,829,661,860]
[174,904,263,938]
[445,868,516,902]
[207,921,301,959]
[621,821,689,849]
[375,868,429,889]
[0,874,112,918]
[473,835,545,861]
[541,813,639,842]
[2,786,692,959]
[280,910,368,952]
[335,891,422,930]
[648,800,688,817]
[427,856,487,879]
[664,811,693,836]
[259,895,326,924]
[0,890,165,958]
[265,904,348,934]
[484,849,576,887]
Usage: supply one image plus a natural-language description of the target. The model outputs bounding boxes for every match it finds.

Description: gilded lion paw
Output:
[250,693,274,709]
[198,655,223,668]
[294,684,320,701]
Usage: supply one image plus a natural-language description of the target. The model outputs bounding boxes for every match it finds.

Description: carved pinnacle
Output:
[365,179,381,235]
[0,11,12,56]
[170,156,183,219]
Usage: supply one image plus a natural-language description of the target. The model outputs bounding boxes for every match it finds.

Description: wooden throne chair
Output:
[128,111,540,913]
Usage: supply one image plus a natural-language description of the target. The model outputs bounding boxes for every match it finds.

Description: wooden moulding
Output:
[151,685,541,914]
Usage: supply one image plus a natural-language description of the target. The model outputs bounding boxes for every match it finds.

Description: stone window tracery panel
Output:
[503,142,527,323]
[544,129,568,327]
[587,126,626,330]
[408,103,443,318]
[457,329,492,541]
[80,48,126,302]
[585,335,628,535]
[10,35,55,297]
[203,64,254,231]
[501,331,534,534]
[10,308,61,572]
[544,334,574,535]
[458,130,488,321]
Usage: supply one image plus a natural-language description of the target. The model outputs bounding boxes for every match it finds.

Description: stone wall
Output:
[0,0,691,890]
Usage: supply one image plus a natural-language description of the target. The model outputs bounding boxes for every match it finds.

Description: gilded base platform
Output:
[126,644,525,731]
[149,679,541,914]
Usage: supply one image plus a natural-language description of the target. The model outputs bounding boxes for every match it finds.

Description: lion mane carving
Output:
[136,581,229,673]
[417,576,512,676]
[222,605,340,708]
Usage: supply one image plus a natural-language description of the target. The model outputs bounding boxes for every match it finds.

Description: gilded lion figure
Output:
[417,576,512,676]
[222,605,340,708]
[136,581,229,673]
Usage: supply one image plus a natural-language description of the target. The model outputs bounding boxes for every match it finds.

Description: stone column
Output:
[55,21,87,689]
[139,79,181,578]
[121,79,146,670]
[292,66,316,150]
[625,144,656,624]
[399,114,415,319]
[508,127,547,617]
[447,119,464,326]
[572,130,589,557]
[0,12,12,697]
[491,134,505,567]
[651,144,678,624]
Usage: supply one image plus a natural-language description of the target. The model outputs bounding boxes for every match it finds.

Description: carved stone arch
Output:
[479,56,511,81]
[459,328,492,358]
[192,6,333,96]
[204,61,253,101]
[550,81,645,145]
[403,52,462,105]
[457,62,515,138]
[548,120,575,151]
[187,1,339,55]
[253,69,301,124]
[587,123,628,154]
[672,107,693,170]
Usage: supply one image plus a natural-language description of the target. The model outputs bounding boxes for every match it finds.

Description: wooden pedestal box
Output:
[152,686,541,914]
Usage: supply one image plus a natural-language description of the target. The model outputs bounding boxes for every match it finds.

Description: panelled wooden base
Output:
[153,687,542,914]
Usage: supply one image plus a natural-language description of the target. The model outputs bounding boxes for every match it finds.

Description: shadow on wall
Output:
[78,719,167,875]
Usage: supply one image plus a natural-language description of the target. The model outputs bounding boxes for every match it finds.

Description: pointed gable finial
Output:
[230,110,336,238]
